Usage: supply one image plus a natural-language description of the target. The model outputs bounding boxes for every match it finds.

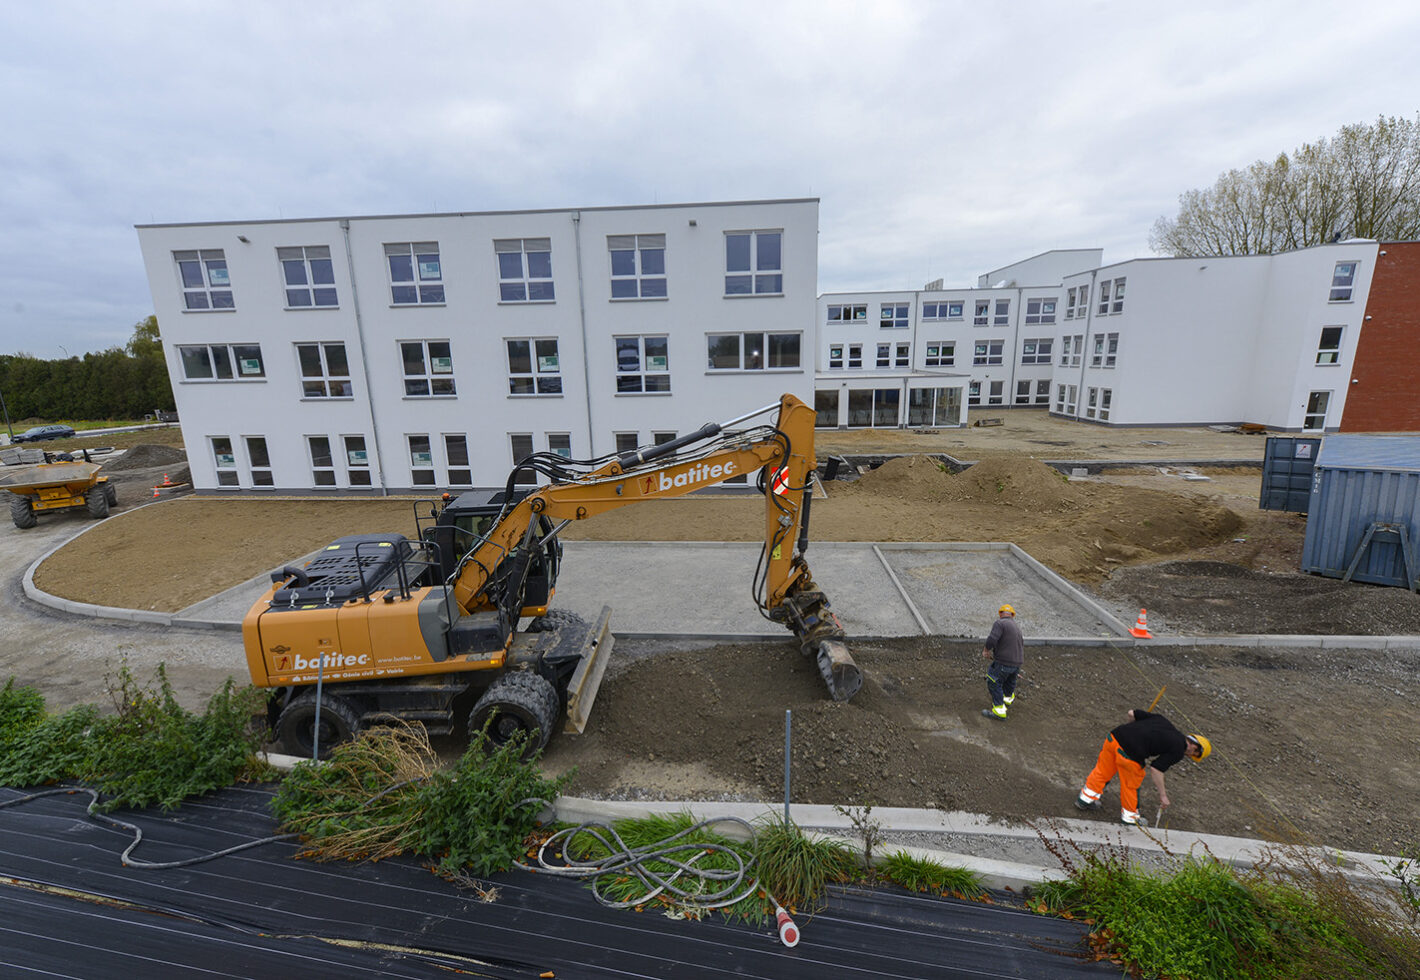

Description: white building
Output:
[136,200,818,493]
[815,243,1378,433]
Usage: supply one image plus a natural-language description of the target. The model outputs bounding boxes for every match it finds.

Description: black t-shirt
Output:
[1111,710,1187,772]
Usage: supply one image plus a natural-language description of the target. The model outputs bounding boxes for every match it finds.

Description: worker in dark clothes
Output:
[1075,709,1212,825]
[980,604,1023,720]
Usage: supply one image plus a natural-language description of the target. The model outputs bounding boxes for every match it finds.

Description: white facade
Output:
[815,243,1378,432]
[136,200,818,493]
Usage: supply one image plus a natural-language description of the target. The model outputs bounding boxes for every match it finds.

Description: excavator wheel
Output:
[468,671,560,760]
[276,690,363,760]
[9,495,37,529]
[526,608,588,633]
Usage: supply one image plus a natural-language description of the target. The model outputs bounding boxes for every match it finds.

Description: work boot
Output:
[981,707,1006,721]
[1121,813,1147,827]
[1003,694,1015,705]
[1074,795,1100,811]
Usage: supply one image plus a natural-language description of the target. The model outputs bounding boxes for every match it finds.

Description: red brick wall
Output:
[1342,242,1420,431]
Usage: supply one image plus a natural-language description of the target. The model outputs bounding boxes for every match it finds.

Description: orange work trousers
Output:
[1084,734,1146,817]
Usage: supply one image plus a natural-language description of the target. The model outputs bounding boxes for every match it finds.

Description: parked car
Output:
[13,425,76,443]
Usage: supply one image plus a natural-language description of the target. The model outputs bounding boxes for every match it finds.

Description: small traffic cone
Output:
[160,473,175,487]
[152,486,161,498]
[1129,609,1153,638]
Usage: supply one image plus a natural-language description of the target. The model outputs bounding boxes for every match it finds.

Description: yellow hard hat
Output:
[1187,733,1212,761]
[998,604,1015,616]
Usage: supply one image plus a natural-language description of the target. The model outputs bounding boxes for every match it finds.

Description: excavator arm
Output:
[448,393,862,701]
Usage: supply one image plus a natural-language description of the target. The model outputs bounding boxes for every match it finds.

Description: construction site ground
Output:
[6,411,1420,864]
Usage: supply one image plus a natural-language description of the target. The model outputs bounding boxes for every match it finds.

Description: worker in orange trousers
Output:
[1075,709,1211,825]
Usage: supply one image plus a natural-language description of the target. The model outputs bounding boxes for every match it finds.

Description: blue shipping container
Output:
[1300,435,1420,589]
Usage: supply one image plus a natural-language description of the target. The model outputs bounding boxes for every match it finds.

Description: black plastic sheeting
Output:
[0,785,1118,979]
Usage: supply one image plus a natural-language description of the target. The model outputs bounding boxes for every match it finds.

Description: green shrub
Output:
[752,817,857,912]
[274,724,571,878]
[880,850,986,899]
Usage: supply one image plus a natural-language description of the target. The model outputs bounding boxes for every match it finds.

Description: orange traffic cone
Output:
[160,473,175,487]
[1129,609,1153,638]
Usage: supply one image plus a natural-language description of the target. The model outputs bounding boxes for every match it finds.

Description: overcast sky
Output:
[2,0,1418,358]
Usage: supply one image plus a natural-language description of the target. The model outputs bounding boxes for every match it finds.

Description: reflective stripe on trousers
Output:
[1082,734,1146,816]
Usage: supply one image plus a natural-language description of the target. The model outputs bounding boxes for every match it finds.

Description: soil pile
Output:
[846,454,954,500]
[104,444,187,471]
[942,456,1084,509]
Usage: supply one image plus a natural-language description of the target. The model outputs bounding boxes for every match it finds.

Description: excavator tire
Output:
[468,671,559,760]
[277,690,363,760]
[527,608,588,633]
[9,495,37,529]
[86,488,110,518]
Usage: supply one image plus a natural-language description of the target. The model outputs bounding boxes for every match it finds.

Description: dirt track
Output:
[11,419,1420,859]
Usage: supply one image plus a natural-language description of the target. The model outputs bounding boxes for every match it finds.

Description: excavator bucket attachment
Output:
[814,639,862,702]
[562,605,614,735]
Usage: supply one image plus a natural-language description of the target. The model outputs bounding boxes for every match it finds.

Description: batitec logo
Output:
[269,650,371,671]
[641,461,737,495]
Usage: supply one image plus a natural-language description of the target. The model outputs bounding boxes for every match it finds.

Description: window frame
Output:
[178,343,265,382]
[1020,338,1053,365]
[175,249,234,311]
[972,339,1004,366]
[1316,326,1344,365]
[295,342,353,398]
[706,331,801,371]
[496,238,556,303]
[1097,280,1112,316]
[924,341,954,367]
[245,436,273,488]
[444,433,472,487]
[1329,262,1357,303]
[385,242,444,305]
[724,230,783,296]
[973,300,989,327]
[400,339,456,397]
[210,436,239,487]
[344,435,371,487]
[1024,298,1057,325]
[278,245,338,309]
[308,435,336,487]
[1303,390,1331,431]
[827,303,868,322]
[608,234,666,300]
[880,303,909,329]
[407,433,436,487]
[507,337,563,396]
[614,334,670,394]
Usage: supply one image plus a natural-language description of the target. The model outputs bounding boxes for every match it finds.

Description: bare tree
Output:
[1150,114,1420,256]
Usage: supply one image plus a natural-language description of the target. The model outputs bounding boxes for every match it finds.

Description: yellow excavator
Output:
[244,393,861,757]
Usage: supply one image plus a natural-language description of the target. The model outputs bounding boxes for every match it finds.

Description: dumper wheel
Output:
[105,484,117,507]
[86,488,110,518]
[9,495,36,529]
[468,671,559,760]
[276,691,363,760]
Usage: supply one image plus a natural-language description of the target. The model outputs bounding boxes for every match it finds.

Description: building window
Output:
[725,230,782,295]
[1329,262,1356,302]
[967,381,981,406]
[1055,384,1067,413]
[548,433,572,459]
[407,434,435,487]
[1061,334,1083,367]
[615,335,670,393]
[308,436,335,487]
[1316,326,1343,365]
[987,381,1004,405]
[827,304,867,322]
[344,436,370,486]
[401,340,455,396]
[1086,386,1099,419]
[973,300,989,326]
[1303,391,1331,431]
[706,332,800,370]
[923,301,963,320]
[1099,388,1113,421]
[924,342,954,367]
[653,431,676,446]
[907,387,960,426]
[510,433,535,487]
[1091,332,1119,368]
[175,250,233,310]
[1111,277,1126,313]
[993,299,1010,326]
[1020,338,1053,364]
[445,435,471,486]
[507,338,562,395]
[245,437,273,487]
[1035,380,1050,405]
[847,343,861,369]
[874,343,909,368]
[1064,288,1076,320]
[296,342,352,397]
[211,436,238,487]
[1075,284,1089,318]
[385,242,444,305]
[815,390,839,427]
[609,234,666,299]
[896,343,909,367]
[179,344,265,381]
[614,432,639,454]
[1025,298,1056,324]
[496,238,555,302]
[1097,280,1112,315]
[880,303,908,329]
[1065,384,1078,415]
[972,339,1004,366]
[279,246,337,308]
[876,344,890,367]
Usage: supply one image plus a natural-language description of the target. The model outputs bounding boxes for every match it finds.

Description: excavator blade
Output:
[814,639,862,702]
[562,605,615,735]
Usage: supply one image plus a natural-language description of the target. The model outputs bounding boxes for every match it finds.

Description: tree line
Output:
[1151,114,1420,256]
[0,316,174,423]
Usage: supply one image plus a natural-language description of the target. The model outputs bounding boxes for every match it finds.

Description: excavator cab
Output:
[419,488,562,610]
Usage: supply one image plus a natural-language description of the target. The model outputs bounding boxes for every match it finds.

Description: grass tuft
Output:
[880,850,986,899]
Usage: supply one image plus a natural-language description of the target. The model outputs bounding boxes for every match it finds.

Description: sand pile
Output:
[942,457,1083,508]
[847,454,952,499]
[103,444,188,471]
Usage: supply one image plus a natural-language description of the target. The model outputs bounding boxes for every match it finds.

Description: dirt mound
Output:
[847,454,953,500]
[944,457,1082,508]
[103,444,187,471]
